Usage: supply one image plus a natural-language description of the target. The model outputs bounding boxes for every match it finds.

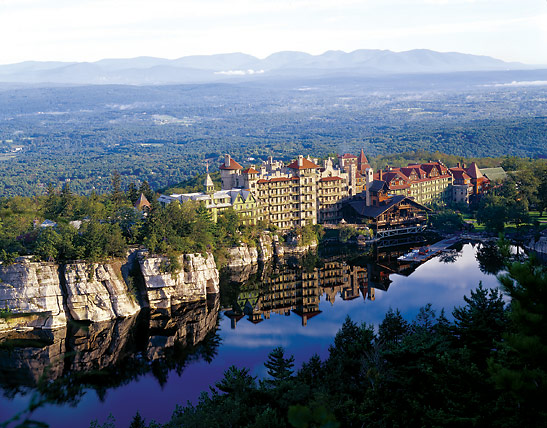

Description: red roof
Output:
[339,153,357,159]
[466,162,483,179]
[242,167,258,174]
[287,158,320,170]
[319,176,343,182]
[219,156,243,170]
[358,149,371,169]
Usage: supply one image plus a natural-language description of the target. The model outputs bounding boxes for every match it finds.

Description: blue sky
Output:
[0,0,545,65]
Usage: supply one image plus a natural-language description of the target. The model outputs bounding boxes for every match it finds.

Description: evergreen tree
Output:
[264,347,295,383]
[129,412,146,428]
[452,283,507,368]
[491,258,547,424]
[378,308,409,347]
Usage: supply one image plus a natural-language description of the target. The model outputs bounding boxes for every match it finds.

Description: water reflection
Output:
[1,242,506,427]
[221,242,443,328]
[0,295,220,404]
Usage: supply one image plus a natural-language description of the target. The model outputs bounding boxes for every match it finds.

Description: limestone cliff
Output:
[0,258,67,332]
[226,244,259,268]
[138,252,219,309]
[63,261,140,322]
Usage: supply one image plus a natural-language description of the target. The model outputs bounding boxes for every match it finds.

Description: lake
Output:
[0,242,505,427]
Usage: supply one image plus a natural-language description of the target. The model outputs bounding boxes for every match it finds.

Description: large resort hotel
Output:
[159,151,493,235]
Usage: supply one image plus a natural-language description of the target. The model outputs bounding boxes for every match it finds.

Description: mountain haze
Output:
[0,49,533,86]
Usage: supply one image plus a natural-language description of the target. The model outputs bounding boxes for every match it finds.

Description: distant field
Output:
[0,155,15,161]
[0,73,546,196]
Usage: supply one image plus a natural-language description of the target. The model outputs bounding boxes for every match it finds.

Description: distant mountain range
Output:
[0,49,536,85]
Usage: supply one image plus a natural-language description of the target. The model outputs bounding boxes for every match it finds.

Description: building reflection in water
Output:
[223,251,417,328]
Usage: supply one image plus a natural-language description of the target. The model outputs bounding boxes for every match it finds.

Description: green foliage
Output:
[429,209,465,232]
[491,258,547,424]
[263,347,295,384]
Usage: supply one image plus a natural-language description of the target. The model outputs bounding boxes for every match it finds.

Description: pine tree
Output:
[129,412,146,428]
[264,347,295,383]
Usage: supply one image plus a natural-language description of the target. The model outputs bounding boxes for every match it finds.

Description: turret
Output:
[219,154,243,190]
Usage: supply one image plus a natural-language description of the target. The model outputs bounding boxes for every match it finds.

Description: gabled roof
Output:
[383,171,410,184]
[450,168,471,181]
[466,162,484,179]
[287,158,320,170]
[242,167,258,174]
[400,166,427,179]
[345,195,431,219]
[219,156,243,170]
[368,180,389,193]
[339,153,357,159]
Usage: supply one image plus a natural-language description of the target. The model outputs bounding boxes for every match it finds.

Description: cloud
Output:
[214,69,264,75]
[487,81,547,87]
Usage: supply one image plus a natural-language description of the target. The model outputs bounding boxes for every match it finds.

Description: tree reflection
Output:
[476,243,506,275]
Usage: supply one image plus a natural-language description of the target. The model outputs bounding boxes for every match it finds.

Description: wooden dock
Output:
[397,236,461,263]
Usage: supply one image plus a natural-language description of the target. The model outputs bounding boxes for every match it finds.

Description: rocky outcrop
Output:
[526,232,547,261]
[63,261,140,322]
[138,252,219,309]
[258,233,275,262]
[0,258,67,331]
[226,244,259,268]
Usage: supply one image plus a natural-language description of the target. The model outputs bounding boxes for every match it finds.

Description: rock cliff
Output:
[0,258,67,332]
[226,245,259,268]
[1,250,220,332]
[63,261,140,322]
[138,252,219,309]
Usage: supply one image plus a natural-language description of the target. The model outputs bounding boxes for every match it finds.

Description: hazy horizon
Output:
[1,0,545,66]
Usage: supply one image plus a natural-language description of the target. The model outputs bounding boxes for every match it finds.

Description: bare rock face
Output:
[0,258,67,331]
[138,252,219,309]
[226,244,259,268]
[527,234,547,259]
[258,233,275,262]
[63,262,140,322]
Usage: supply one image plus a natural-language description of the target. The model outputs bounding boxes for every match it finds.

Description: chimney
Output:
[379,170,383,181]
[224,154,231,167]
[298,155,303,167]
[457,162,460,168]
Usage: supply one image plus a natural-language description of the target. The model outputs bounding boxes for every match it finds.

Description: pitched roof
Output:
[450,169,471,181]
[219,156,243,170]
[339,153,357,159]
[345,195,431,219]
[481,167,507,181]
[357,149,371,169]
[242,167,258,174]
[204,173,214,187]
[287,158,320,170]
[134,193,151,210]
[368,180,388,193]
[466,162,484,179]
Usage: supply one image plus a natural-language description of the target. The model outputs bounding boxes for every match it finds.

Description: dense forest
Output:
[0,77,545,196]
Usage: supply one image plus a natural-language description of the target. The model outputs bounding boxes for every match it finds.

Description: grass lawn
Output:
[460,211,546,233]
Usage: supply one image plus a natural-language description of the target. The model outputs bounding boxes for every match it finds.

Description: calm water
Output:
[0,242,504,427]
